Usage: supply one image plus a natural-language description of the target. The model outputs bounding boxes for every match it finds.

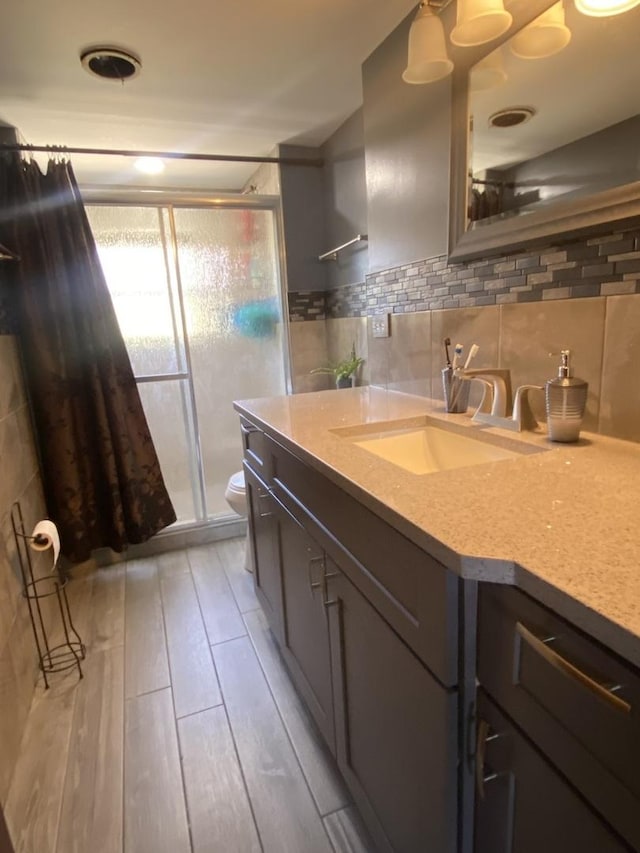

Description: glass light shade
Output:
[402,5,454,84]
[470,47,507,90]
[450,0,513,46]
[575,0,640,15]
[510,2,571,59]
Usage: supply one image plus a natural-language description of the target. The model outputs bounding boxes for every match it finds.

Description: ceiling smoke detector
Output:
[80,47,141,81]
[489,106,536,129]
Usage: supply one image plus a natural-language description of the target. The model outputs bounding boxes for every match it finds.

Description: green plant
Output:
[311,343,364,381]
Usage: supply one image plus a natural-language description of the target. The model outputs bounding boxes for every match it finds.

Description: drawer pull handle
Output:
[257,492,273,518]
[308,555,324,593]
[476,719,500,799]
[322,567,339,608]
[516,622,631,715]
[240,423,260,436]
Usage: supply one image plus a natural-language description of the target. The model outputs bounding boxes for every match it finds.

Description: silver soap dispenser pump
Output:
[545,350,588,442]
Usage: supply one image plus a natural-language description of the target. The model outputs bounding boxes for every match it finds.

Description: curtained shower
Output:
[0,152,176,563]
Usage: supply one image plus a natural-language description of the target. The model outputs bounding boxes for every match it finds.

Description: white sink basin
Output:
[333,417,541,475]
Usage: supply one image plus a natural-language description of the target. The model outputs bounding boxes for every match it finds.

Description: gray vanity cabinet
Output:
[240,409,640,853]
[475,692,630,853]
[243,463,284,642]
[270,488,458,853]
[326,564,457,853]
[241,423,460,853]
[476,584,640,852]
[270,492,336,752]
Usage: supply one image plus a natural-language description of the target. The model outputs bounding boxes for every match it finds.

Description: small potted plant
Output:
[311,343,364,389]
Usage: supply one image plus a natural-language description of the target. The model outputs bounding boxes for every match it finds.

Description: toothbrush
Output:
[443,337,452,369]
[452,343,463,370]
[463,343,479,370]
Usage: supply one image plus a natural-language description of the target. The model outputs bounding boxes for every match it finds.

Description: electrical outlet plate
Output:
[371,313,391,338]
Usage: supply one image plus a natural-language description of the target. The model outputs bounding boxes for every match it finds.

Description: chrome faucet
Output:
[458,368,512,418]
[511,385,543,431]
[456,367,543,431]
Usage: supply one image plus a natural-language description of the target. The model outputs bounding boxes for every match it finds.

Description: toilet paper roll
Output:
[30,520,60,572]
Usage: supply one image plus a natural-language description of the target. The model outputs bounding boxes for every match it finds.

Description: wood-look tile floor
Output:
[4,538,375,853]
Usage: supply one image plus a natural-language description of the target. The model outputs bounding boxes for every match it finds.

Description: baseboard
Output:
[90,517,247,568]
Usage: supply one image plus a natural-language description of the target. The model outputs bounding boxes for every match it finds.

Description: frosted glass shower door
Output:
[86,198,288,527]
[86,205,198,524]
[172,207,286,516]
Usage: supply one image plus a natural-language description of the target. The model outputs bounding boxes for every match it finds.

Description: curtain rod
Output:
[0,143,323,169]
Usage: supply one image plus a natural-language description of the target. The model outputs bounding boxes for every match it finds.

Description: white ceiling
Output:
[0,0,418,190]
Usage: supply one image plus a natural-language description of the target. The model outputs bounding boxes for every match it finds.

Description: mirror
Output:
[448,1,640,261]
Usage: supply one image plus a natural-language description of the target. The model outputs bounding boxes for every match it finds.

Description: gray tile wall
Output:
[288,227,640,322]
[287,291,327,322]
[309,225,640,442]
[0,336,46,804]
[364,227,640,313]
[361,296,640,442]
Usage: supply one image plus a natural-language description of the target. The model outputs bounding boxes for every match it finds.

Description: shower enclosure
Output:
[85,192,290,527]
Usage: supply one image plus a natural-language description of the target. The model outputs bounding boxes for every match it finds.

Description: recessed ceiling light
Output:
[80,46,141,81]
[489,106,536,128]
[134,157,165,175]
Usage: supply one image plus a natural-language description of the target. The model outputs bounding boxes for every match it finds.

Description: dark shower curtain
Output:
[0,153,176,562]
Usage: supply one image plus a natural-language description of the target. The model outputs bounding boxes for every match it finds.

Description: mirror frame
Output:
[447,0,640,262]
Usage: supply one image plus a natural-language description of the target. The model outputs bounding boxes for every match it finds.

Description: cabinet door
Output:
[475,692,631,853]
[244,464,283,642]
[326,567,457,853]
[274,496,335,752]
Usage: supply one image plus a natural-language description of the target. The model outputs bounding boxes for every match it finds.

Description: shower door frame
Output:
[83,187,292,528]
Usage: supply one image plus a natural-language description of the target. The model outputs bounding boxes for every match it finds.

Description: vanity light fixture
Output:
[574,0,640,15]
[510,1,571,59]
[403,0,512,85]
[403,3,454,84]
[450,0,513,47]
[470,46,507,90]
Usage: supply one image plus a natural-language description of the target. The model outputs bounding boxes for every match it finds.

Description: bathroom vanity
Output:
[235,387,640,853]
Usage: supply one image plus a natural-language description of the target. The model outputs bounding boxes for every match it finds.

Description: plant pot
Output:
[336,376,355,389]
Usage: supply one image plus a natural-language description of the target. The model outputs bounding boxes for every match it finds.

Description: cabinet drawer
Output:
[478,584,640,851]
[267,435,459,687]
[240,415,268,478]
[475,691,631,853]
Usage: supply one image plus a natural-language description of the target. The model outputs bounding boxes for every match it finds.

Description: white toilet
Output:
[224,471,252,572]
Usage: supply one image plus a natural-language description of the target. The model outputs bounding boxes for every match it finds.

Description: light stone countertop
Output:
[234,387,640,669]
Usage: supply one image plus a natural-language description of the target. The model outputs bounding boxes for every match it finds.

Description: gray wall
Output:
[362,8,452,273]
[321,109,368,288]
[498,115,640,213]
[278,144,327,292]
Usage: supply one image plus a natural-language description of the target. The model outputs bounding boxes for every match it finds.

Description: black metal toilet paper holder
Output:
[10,501,85,688]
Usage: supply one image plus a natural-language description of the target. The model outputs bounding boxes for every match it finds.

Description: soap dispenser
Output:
[545,350,588,442]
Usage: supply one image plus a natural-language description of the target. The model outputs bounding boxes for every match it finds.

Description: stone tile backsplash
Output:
[287,291,327,322]
[363,227,640,314]
[288,224,640,322]
[289,224,640,441]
